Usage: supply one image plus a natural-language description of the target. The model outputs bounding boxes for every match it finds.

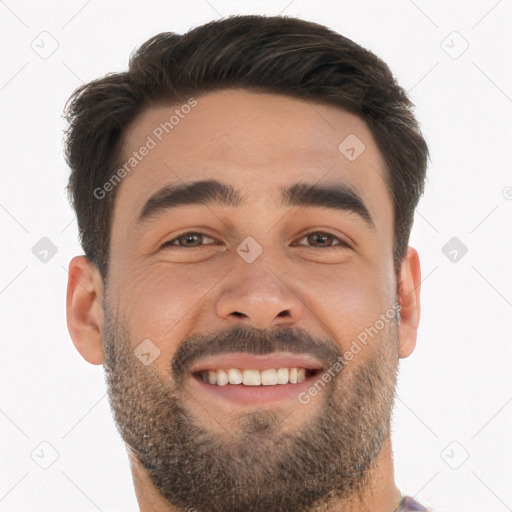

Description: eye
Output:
[160,231,217,249]
[293,231,351,250]
[160,230,351,250]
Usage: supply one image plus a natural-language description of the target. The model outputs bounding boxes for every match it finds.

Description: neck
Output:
[131,436,401,512]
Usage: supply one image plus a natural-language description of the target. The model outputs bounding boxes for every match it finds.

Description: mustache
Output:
[170,325,342,381]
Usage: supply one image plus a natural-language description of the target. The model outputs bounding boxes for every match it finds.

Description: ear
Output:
[66,255,105,365]
[397,246,421,359]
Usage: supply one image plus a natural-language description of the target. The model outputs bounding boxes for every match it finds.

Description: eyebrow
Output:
[137,179,375,230]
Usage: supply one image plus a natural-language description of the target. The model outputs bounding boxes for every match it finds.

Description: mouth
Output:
[188,352,325,406]
[195,367,320,385]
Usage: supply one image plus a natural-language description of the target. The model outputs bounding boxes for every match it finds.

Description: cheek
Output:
[110,249,395,369]
[300,263,392,352]
[113,263,222,346]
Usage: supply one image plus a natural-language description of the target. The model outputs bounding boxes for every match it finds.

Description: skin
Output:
[66,89,421,512]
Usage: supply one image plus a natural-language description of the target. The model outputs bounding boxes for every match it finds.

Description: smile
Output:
[188,352,324,405]
[196,367,321,386]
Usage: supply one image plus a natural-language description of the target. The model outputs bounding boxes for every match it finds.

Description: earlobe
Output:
[66,255,105,365]
[397,247,421,359]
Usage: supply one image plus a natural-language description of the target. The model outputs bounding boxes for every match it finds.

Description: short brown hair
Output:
[64,14,429,283]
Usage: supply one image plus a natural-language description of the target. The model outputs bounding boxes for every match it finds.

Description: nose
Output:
[215,254,306,331]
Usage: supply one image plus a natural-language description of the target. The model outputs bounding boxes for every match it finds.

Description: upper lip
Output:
[189,352,324,373]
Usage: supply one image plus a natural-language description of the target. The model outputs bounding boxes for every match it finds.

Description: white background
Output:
[1,1,511,511]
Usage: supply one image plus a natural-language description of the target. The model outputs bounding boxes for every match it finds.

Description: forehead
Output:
[114,89,391,231]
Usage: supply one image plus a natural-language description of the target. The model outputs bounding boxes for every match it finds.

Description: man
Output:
[64,14,430,512]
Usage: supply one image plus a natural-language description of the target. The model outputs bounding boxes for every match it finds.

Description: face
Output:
[98,89,405,511]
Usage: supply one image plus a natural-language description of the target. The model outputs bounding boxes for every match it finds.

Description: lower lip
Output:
[190,373,318,406]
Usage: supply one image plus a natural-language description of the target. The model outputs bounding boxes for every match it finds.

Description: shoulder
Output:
[398,495,432,511]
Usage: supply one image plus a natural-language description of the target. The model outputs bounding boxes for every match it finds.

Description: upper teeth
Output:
[199,367,307,386]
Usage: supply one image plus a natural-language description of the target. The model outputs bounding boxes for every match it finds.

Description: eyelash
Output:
[160,231,352,250]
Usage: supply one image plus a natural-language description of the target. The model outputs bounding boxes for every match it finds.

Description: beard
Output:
[102,302,400,512]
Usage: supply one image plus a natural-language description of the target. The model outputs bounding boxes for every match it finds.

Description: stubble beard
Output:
[102,305,399,512]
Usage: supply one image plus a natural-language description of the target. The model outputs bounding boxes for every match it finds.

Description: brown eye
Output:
[296,231,351,249]
[160,230,351,250]
[161,232,216,249]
